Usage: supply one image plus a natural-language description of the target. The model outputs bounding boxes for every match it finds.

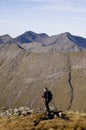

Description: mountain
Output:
[1,31,86,52]
[0,32,86,113]
[0,31,49,44]
[19,32,86,52]
[0,34,13,44]
[15,31,49,43]
[68,33,86,48]
[0,32,86,52]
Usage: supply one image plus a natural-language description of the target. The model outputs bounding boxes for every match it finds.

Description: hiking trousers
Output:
[45,100,50,114]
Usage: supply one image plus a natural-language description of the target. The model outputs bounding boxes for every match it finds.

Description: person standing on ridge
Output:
[41,87,53,116]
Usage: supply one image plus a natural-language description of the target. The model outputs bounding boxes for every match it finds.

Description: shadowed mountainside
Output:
[15,31,49,43]
[0,31,49,44]
[0,43,86,112]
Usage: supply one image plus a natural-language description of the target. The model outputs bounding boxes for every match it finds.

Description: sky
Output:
[0,0,86,38]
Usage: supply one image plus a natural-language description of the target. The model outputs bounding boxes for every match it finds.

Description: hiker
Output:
[41,87,52,115]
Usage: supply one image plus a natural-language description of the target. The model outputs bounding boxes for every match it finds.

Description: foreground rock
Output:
[0,107,35,117]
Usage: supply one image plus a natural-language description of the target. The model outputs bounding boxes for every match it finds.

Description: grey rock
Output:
[0,107,34,117]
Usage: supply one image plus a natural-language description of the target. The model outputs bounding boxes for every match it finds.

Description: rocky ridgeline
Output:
[0,107,43,117]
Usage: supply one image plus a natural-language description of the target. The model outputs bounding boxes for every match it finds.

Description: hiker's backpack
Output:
[47,91,53,102]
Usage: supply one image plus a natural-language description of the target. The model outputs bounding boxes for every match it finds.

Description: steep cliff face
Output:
[0,44,86,112]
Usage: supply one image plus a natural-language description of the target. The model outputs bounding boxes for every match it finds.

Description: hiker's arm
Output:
[41,95,44,98]
[41,92,45,98]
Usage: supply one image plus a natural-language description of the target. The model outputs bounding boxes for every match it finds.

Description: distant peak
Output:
[62,32,72,36]
[15,31,49,43]
[39,33,49,37]
[64,32,71,34]
[24,31,49,37]
[0,34,12,38]
[25,31,36,35]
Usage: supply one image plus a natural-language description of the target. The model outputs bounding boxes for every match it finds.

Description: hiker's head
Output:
[44,87,48,92]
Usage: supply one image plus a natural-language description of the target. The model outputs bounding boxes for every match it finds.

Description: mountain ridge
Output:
[0,31,86,52]
[15,31,49,43]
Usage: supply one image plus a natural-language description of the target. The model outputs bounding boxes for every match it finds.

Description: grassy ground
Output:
[0,111,86,130]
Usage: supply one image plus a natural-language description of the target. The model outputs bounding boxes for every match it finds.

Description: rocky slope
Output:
[0,43,86,112]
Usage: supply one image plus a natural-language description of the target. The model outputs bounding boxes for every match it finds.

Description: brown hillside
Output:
[0,44,86,112]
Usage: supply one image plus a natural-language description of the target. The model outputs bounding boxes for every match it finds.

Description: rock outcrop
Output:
[0,107,33,117]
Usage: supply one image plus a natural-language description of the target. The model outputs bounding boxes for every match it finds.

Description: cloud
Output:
[38,5,86,14]
[18,0,86,14]
[1,0,86,16]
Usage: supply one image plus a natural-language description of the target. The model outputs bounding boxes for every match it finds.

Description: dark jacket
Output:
[44,90,52,102]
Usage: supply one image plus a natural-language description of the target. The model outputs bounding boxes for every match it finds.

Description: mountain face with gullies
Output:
[0,31,86,113]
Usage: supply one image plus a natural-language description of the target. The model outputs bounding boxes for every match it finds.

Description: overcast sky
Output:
[0,0,86,37]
